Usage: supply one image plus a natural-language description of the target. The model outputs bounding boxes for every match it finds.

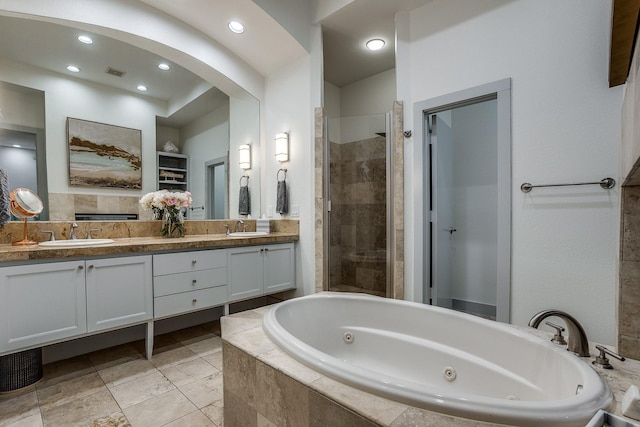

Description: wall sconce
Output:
[274,132,289,162]
[238,144,251,170]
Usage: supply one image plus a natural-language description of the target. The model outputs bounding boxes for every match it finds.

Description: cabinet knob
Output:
[192,299,197,305]
[191,260,197,265]
[78,265,84,270]
[192,279,197,285]
[88,265,94,269]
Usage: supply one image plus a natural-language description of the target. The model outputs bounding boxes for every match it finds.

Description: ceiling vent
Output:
[105,67,126,77]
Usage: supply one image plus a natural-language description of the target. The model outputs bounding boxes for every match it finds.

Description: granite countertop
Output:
[0,232,299,263]
[221,304,640,427]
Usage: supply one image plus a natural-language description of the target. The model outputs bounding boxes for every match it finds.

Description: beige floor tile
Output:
[178,371,223,408]
[40,388,120,427]
[149,345,199,369]
[123,389,197,427]
[38,355,95,388]
[3,412,43,427]
[184,335,223,357]
[88,344,144,371]
[201,399,224,427]
[0,391,40,426]
[98,358,156,388]
[90,411,131,427]
[163,410,215,427]
[159,357,219,387]
[36,372,106,411]
[202,350,223,370]
[108,371,174,409]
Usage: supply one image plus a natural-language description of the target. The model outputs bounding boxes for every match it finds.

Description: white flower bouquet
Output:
[139,190,192,237]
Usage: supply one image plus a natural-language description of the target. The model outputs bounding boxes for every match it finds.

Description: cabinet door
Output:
[0,261,86,353]
[227,246,263,302]
[264,243,295,294]
[86,255,153,333]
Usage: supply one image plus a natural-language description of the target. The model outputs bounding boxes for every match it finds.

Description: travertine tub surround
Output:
[222,305,640,427]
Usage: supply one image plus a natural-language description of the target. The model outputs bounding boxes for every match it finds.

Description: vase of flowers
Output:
[139,190,192,238]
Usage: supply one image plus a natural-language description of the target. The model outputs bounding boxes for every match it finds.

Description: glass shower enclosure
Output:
[326,113,390,297]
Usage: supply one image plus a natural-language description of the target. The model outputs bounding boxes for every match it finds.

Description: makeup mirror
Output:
[10,187,43,245]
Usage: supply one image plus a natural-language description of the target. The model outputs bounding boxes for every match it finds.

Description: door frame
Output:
[205,155,228,219]
[412,79,512,322]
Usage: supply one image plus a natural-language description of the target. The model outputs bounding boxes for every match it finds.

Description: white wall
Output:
[0,60,165,196]
[451,100,498,306]
[264,54,313,296]
[340,68,395,117]
[181,104,230,219]
[621,28,640,180]
[404,0,624,344]
[0,147,37,192]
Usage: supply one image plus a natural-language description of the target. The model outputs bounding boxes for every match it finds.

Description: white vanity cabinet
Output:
[153,249,227,318]
[86,255,153,333]
[227,243,295,302]
[0,261,86,353]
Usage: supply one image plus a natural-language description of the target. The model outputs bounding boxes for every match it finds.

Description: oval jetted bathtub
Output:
[262,292,612,427]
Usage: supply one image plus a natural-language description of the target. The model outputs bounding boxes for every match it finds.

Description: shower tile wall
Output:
[330,136,386,296]
[620,185,640,359]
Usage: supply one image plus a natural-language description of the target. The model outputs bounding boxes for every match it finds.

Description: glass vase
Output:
[161,208,185,238]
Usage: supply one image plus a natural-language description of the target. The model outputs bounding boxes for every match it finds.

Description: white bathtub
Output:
[262,292,612,427]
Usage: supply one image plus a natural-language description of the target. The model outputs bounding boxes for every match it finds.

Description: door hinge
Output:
[327,200,332,212]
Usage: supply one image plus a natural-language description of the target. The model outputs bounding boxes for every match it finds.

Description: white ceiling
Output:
[0,0,434,126]
[319,0,433,87]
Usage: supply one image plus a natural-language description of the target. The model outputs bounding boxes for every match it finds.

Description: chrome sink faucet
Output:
[528,310,590,357]
[234,220,245,232]
[69,222,78,240]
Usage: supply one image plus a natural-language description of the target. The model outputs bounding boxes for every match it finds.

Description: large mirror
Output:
[0,14,260,221]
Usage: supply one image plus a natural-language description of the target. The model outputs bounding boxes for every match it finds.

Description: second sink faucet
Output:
[234,220,246,233]
[528,309,590,357]
[69,222,78,240]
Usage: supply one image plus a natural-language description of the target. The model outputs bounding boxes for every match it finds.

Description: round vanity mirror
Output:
[9,188,43,245]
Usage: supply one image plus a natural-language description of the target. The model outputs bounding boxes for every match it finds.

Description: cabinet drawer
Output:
[153,249,226,275]
[153,286,227,319]
[153,267,226,297]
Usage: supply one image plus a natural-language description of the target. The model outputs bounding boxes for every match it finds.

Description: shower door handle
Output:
[444,227,457,235]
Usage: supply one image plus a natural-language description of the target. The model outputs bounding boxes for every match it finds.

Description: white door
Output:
[430,115,454,308]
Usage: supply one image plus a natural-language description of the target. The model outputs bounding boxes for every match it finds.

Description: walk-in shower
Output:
[326,113,390,296]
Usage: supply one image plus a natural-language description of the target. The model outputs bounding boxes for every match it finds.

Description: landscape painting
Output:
[67,118,142,189]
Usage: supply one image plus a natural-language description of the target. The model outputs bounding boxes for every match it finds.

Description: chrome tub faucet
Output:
[528,309,590,357]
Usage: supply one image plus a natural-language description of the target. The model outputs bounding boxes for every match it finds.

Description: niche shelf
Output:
[157,152,188,191]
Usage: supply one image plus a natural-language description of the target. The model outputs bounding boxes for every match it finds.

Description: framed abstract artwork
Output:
[67,117,142,189]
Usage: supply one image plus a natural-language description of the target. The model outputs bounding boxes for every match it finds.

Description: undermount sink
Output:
[39,239,115,247]
[228,231,269,238]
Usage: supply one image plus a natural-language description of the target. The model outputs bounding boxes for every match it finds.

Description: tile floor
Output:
[0,321,224,427]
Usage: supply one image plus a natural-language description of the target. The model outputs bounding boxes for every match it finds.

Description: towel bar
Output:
[277,168,287,181]
[520,177,615,193]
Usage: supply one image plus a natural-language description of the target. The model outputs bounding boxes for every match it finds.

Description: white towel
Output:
[0,168,10,225]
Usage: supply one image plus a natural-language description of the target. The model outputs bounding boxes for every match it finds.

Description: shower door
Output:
[326,113,390,297]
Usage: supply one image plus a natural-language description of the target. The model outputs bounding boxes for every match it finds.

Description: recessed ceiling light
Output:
[366,38,385,51]
[137,85,148,92]
[158,63,170,71]
[67,65,81,73]
[78,35,93,44]
[228,20,245,34]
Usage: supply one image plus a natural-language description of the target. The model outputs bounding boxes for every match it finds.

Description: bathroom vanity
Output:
[0,226,298,360]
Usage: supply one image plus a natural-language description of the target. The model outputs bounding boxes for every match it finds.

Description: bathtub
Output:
[262,292,612,427]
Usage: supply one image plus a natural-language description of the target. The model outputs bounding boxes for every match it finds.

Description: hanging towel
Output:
[239,184,251,216]
[276,180,288,214]
[0,169,10,226]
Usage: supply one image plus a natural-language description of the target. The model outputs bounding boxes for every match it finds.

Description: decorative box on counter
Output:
[257,219,270,234]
